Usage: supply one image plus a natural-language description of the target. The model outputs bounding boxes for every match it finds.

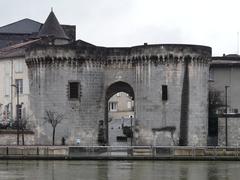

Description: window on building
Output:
[15,61,23,73]
[15,79,23,94]
[4,62,11,75]
[109,102,117,112]
[4,77,10,96]
[3,104,10,121]
[162,85,168,101]
[69,82,80,99]
[127,101,132,109]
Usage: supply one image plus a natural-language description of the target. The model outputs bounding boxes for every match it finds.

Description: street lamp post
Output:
[130,116,133,146]
[11,84,20,145]
[225,85,230,147]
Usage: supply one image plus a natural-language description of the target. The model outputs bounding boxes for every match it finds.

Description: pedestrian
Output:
[61,137,65,145]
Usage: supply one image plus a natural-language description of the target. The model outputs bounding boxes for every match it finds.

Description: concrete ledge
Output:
[0,146,239,161]
[0,147,7,155]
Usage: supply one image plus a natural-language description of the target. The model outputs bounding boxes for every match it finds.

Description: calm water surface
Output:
[0,160,240,180]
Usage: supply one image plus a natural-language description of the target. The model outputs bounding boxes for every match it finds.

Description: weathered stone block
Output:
[8,147,23,155]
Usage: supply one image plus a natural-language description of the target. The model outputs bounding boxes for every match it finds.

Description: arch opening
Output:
[103,81,135,146]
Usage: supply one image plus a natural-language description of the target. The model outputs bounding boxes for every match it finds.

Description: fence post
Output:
[153,146,155,157]
[107,146,110,156]
[192,146,194,157]
[37,146,39,156]
[172,146,175,157]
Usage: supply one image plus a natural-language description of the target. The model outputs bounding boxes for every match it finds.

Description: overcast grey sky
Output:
[1,0,240,55]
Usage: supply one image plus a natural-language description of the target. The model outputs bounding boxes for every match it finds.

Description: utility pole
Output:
[225,85,230,147]
[130,116,133,146]
[11,59,13,125]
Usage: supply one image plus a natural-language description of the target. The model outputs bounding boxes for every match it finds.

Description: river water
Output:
[0,160,240,180]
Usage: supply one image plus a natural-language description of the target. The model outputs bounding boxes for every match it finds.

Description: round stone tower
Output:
[130,44,211,146]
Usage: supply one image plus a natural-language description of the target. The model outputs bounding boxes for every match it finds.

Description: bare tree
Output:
[44,110,64,145]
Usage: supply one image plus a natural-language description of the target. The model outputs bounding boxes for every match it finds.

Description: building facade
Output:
[108,92,134,120]
[210,55,240,146]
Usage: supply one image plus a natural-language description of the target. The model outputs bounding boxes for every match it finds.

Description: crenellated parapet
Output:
[26,44,211,68]
[128,44,211,66]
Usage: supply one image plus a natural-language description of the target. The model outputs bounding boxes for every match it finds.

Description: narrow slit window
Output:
[69,82,79,99]
[162,85,168,101]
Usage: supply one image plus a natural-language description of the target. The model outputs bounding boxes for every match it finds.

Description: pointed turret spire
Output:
[38,11,69,41]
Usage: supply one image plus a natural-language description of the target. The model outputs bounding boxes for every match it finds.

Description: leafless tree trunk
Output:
[44,110,64,145]
[52,127,56,145]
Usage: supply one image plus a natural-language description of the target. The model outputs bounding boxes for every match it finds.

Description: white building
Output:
[0,11,74,145]
[0,42,32,126]
[210,54,240,146]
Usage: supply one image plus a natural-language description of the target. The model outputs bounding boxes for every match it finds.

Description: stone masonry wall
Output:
[0,133,34,145]
[132,46,210,146]
[27,60,104,145]
[135,62,184,145]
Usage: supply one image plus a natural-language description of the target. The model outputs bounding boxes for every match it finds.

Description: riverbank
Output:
[0,146,240,160]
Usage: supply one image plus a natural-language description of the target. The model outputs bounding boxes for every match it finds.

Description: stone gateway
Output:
[26,42,211,146]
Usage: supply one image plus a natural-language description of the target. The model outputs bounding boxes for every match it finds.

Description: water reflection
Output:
[0,161,239,180]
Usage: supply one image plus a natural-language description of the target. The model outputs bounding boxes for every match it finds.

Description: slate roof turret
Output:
[38,11,69,40]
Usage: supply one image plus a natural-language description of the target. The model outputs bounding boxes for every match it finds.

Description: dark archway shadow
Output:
[103,81,135,145]
[106,81,134,101]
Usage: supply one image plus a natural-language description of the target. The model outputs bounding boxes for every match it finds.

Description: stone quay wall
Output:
[0,146,239,160]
